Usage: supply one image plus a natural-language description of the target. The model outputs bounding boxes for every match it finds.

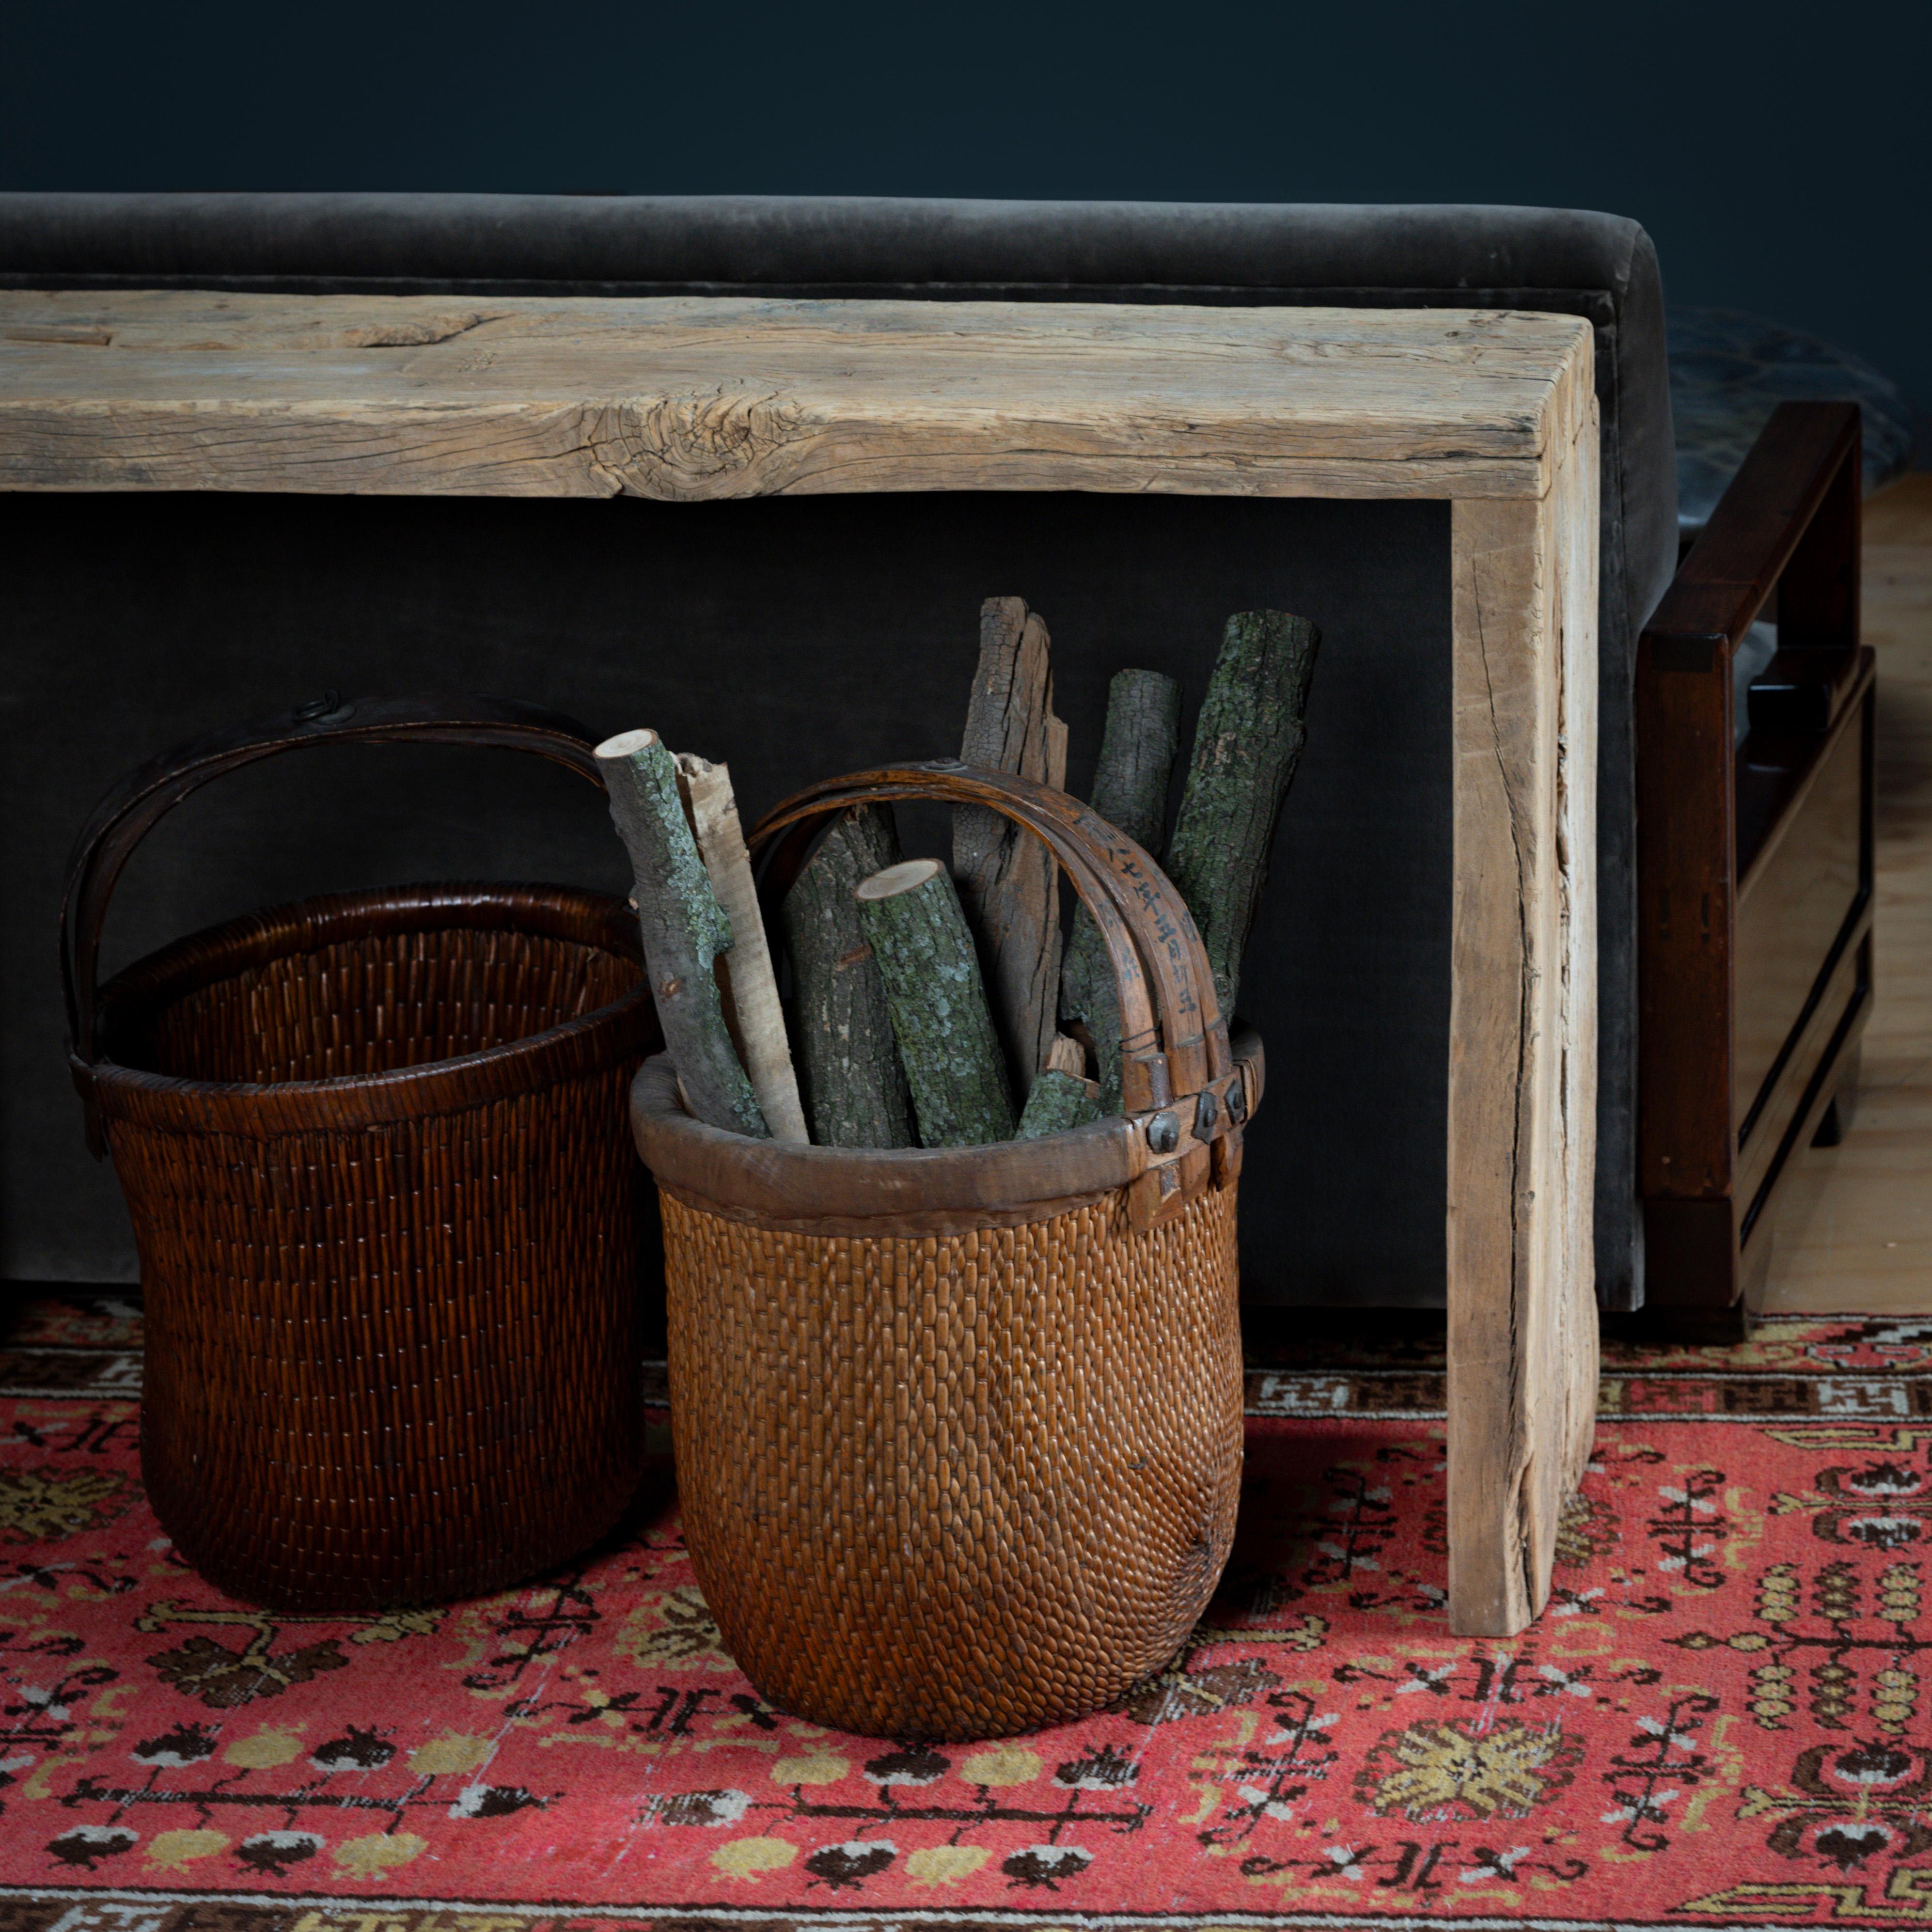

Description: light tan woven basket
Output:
[629,760,1262,1739]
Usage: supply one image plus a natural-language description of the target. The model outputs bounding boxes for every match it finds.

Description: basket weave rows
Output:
[140,922,638,1083]
[96,889,652,1611]
[64,699,659,1612]
[661,1180,1244,1739]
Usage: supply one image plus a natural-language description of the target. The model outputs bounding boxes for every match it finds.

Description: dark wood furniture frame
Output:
[1638,401,1874,1330]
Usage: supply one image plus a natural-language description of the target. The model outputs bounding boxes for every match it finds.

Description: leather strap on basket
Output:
[748,759,1244,1230]
[60,693,608,1151]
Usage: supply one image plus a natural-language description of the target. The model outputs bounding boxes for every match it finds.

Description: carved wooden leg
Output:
[1445,405,1601,1637]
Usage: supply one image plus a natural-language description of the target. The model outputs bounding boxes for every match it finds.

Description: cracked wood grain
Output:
[0,292,1590,502]
[955,597,1069,1091]
[1445,392,1599,1637]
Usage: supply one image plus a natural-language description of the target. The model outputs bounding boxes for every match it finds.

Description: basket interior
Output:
[117,924,640,1085]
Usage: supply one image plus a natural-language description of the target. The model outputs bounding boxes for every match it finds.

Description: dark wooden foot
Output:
[1605,1300,1751,1349]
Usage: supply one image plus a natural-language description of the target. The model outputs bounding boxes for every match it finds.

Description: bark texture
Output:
[1059,668,1183,1112]
[675,752,808,1143]
[954,596,1068,1092]
[1015,1068,1103,1139]
[856,860,1015,1148]
[597,730,768,1138]
[780,805,915,1149]
[1164,612,1321,1016]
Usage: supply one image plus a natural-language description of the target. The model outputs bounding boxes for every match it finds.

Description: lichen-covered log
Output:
[856,859,1015,1147]
[1015,1067,1103,1139]
[780,804,914,1149]
[954,596,1068,1090]
[596,728,769,1139]
[1164,611,1321,1016]
[1059,668,1183,1111]
[675,752,809,1144]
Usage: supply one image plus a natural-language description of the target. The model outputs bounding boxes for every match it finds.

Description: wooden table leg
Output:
[1446,405,1602,1636]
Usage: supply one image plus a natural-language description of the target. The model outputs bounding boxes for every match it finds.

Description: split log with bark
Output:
[779,804,915,1149]
[596,728,769,1138]
[1016,1035,1103,1138]
[675,752,808,1144]
[855,858,1015,1147]
[1164,611,1321,1016]
[954,596,1068,1095]
[1058,668,1182,1111]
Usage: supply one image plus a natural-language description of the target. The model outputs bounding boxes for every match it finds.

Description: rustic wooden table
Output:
[0,291,1601,1635]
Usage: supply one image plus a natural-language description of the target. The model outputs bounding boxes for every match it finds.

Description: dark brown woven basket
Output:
[61,696,660,1612]
[630,760,1262,1740]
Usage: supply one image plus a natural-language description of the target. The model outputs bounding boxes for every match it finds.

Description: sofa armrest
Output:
[1649,401,1863,733]
[1635,400,1871,1317]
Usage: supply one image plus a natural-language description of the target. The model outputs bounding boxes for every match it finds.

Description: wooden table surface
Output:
[0,291,1602,1637]
[0,292,1591,503]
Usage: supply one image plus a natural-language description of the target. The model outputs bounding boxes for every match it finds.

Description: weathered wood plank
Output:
[956,597,1068,1090]
[1444,384,1599,1637]
[0,293,1589,502]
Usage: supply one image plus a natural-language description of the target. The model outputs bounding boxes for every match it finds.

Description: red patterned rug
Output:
[3,1294,1932,1931]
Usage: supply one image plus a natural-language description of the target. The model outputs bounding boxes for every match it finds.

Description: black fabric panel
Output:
[0,191,1677,1305]
[2,489,1450,1304]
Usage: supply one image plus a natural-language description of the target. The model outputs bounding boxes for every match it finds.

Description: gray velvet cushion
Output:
[0,194,1679,1309]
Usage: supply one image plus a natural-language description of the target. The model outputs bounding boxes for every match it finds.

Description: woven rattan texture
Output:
[661,1179,1244,1740]
[97,898,651,1612]
[132,928,637,1084]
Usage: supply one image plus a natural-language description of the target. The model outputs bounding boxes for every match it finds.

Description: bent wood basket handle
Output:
[60,692,609,1149]
[747,758,1249,1229]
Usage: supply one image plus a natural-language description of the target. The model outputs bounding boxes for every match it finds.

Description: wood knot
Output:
[596,383,811,501]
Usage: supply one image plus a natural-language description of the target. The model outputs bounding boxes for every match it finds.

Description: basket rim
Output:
[82,880,657,1137]
[631,1025,1263,1226]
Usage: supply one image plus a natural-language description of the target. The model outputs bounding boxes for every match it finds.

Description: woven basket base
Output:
[663,1178,1244,1739]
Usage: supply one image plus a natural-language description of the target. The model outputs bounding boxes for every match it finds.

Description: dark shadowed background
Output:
[2,0,1926,449]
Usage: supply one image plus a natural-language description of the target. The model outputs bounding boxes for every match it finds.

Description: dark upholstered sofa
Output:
[7,195,1843,1323]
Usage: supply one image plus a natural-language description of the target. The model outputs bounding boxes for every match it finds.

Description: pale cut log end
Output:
[595,726,660,760]
[855,858,944,903]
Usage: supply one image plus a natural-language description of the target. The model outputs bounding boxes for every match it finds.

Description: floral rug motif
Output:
[2,1294,1932,1931]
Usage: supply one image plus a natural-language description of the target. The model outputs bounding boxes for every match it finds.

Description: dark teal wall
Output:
[4,0,1926,437]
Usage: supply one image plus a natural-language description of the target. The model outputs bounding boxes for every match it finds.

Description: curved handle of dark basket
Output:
[60,693,609,1115]
[746,759,1230,1117]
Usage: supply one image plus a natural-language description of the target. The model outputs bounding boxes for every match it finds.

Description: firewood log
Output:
[954,596,1068,1093]
[1164,611,1321,1015]
[855,858,1015,1147]
[596,728,769,1139]
[1058,668,1182,1112]
[780,804,914,1149]
[1016,1054,1102,1138]
[675,753,809,1144]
